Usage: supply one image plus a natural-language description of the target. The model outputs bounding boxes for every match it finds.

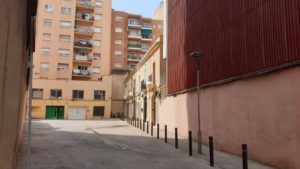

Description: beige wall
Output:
[158,66,300,169]
[0,0,34,168]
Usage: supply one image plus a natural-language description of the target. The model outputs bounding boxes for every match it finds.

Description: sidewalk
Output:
[126,119,274,169]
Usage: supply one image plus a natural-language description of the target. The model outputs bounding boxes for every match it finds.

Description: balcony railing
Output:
[75,26,93,35]
[75,13,94,21]
[76,0,93,8]
[128,44,142,50]
[74,40,92,49]
[128,33,142,39]
[128,23,142,29]
[72,69,91,76]
[73,55,93,63]
[127,55,140,62]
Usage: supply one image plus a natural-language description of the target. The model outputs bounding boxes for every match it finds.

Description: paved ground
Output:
[17,119,273,169]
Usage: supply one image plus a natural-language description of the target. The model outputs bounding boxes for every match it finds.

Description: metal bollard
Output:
[143,121,145,132]
[157,124,160,139]
[147,121,149,134]
[137,118,139,128]
[151,122,154,136]
[209,136,214,167]
[189,131,192,156]
[140,119,142,130]
[165,125,167,143]
[242,144,248,169]
[175,128,178,149]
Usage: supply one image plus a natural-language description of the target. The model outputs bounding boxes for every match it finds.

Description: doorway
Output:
[45,106,64,120]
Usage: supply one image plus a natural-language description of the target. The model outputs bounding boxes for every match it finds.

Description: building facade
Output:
[32,0,112,120]
[160,0,300,168]
[110,10,163,117]
[124,37,165,124]
[0,0,37,168]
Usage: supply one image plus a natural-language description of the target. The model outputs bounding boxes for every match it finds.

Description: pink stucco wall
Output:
[158,66,300,169]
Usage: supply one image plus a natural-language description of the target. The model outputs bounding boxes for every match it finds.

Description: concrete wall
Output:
[0,0,33,168]
[159,66,300,169]
[111,73,126,117]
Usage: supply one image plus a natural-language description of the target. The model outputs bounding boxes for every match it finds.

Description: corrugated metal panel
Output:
[168,0,300,93]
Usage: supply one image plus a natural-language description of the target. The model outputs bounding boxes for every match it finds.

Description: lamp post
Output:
[190,50,205,154]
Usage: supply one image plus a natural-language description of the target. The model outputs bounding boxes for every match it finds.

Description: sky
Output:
[112,0,162,18]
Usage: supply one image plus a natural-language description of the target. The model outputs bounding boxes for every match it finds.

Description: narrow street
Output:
[17,120,217,169]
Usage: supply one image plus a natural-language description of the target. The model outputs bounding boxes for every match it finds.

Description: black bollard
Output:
[165,125,167,143]
[209,136,214,167]
[189,131,192,156]
[157,124,160,139]
[140,119,142,130]
[242,144,248,169]
[143,121,145,132]
[151,122,154,136]
[147,121,149,134]
[175,128,178,149]
[137,118,139,128]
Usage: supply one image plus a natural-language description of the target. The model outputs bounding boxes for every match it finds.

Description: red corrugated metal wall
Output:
[168,0,300,93]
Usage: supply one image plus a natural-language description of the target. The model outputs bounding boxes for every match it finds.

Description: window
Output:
[58,63,69,71]
[115,28,122,33]
[94,14,102,20]
[32,89,43,99]
[114,62,122,68]
[60,21,71,28]
[61,7,71,15]
[43,19,52,27]
[44,4,53,12]
[94,27,102,33]
[115,40,122,45]
[94,90,105,100]
[93,40,101,47]
[50,89,62,99]
[128,19,139,25]
[95,1,103,8]
[72,90,84,99]
[128,64,136,70]
[92,67,100,74]
[115,16,123,22]
[93,53,101,59]
[41,48,50,55]
[58,49,70,56]
[40,62,49,70]
[114,51,122,56]
[42,33,51,41]
[59,35,71,42]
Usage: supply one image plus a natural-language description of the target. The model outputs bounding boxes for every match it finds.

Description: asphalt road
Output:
[17,119,218,169]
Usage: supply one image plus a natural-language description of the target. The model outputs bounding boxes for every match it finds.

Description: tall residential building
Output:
[110,10,163,117]
[32,0,112,120]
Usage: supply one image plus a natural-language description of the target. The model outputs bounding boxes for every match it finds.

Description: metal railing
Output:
[74,40,93,48]
[75,26,93,35]
[76,0,93,7]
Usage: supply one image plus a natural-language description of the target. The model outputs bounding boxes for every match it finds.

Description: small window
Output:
[58,49,70,56]
[94,27,102,33]
[58,63,69,71]
[40,62,49,70]
[59,35,71,42]
[32,89,43,99]
[50,89,62,99]
[114,51,122,56]
[128,64,136,70]
[41,48,50,55]
[94,90,105,100]
[92,67,100,74]
[42,33,51,41]
[95,1,103,8]
[115,40,122,45]
[93,53,101,59]
[72,90,84,99]
[93,40,101,47]
[60,21,71,28]
[43,19,52,27]
[94,14,102,20]
[115,16,123,22]
[61,7,71,15]
[45,4,53,12]
[114,62,122,68]
[115,28,122,33]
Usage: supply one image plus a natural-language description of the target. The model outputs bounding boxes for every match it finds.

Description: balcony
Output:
[72,69,91,78]
[75,26,93,36]
[75,13,94,23]
[142,24,152,30]
[76,0,94,11]
[128,34,142,40]
[74,40,92,50]
[127,44,142,51]
[73,55,93,64]
[128,24,142,29]
[127,55,140,62]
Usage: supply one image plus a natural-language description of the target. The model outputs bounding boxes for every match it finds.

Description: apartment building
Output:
[110,10,163,117]
[32,0,112,120]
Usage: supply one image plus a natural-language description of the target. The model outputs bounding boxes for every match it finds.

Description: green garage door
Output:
[46,106,64,120]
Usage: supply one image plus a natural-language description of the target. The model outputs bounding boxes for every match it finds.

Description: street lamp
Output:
[190,50,205,154]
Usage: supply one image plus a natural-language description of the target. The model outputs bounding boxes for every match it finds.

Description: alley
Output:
[17,119,218,169]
